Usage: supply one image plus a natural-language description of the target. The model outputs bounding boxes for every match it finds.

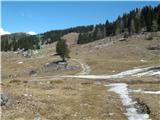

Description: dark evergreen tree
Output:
[56,39,70,61]
[157,5,160,30]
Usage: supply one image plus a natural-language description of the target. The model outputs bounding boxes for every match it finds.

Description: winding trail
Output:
[32,62,160,81]
[62,66,160,79]
[70,59,91,75]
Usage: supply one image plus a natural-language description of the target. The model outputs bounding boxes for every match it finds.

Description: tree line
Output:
[43,25,94,44]
[78,5,160,44]
[1,34,42,51]
[1,4,160,51]
[1,25,94,51]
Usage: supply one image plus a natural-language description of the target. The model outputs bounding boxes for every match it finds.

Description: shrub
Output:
[146,34,153,40]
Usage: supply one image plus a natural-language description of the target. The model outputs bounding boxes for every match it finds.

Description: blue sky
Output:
[1,1,159,34]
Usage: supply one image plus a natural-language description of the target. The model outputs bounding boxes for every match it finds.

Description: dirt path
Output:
[31,59,91,81]
[31,65,160,82]
[63,66,160,79]
[71,59,91,75]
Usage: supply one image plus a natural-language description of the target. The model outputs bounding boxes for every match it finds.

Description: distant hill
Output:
[1,25,94,51]
[61,32,79,46]
[1,4,160,51]
[2,32,29,41]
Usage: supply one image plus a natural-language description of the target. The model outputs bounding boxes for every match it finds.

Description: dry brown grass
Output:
[1,33,160,120]
[1,78,128,120]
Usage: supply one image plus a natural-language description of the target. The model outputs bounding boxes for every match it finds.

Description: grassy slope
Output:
[1,33,160,120]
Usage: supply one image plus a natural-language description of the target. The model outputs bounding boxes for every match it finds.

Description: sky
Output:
[1,1,160,34]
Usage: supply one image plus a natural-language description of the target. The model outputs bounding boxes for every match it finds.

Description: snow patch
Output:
[63,66,160,79]
[131,89,160,95]
[105,83,151,120]
[133,70,160,77]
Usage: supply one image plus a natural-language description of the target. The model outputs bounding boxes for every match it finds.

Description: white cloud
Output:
[27,31,37,35]
[0,28,11,35]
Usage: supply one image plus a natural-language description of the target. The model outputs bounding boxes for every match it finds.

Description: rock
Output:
[58,61,67,65]
[18,61,23,64]
[66,65,78,70]
[109,113,114,116]
[140,59,147,62]
[33,50,38,55]
[147,44,160,50]
[44,61,77,71]
[33,114,41,120]
[119,38,127,41]
[146,33,153,40]
[33,116,41,120]
[29,70,37,76]
[135,98,151,114]
[44,61,66,70]
[0,92,9,106]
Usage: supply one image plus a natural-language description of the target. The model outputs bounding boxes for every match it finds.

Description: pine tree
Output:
[56,39,70,62]
[115,17,121,35]
[152,20,158,31]
[134,18,141,33]
[134,9,141,33]
[146,6,153,31]
[105,20,110,36]
[157,5,160,30]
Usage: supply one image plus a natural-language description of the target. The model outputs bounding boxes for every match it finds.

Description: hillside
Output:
[1,31,160,120]
[61,32,79,46]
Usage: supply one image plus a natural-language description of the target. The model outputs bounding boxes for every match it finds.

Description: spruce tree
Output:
[56,39,70,62]
[158,6,160,30]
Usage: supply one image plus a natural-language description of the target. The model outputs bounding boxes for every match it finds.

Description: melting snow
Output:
[63,66,160,79]
[131,89,160,95]
[105,83,151,120]
[133,70,160,77]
